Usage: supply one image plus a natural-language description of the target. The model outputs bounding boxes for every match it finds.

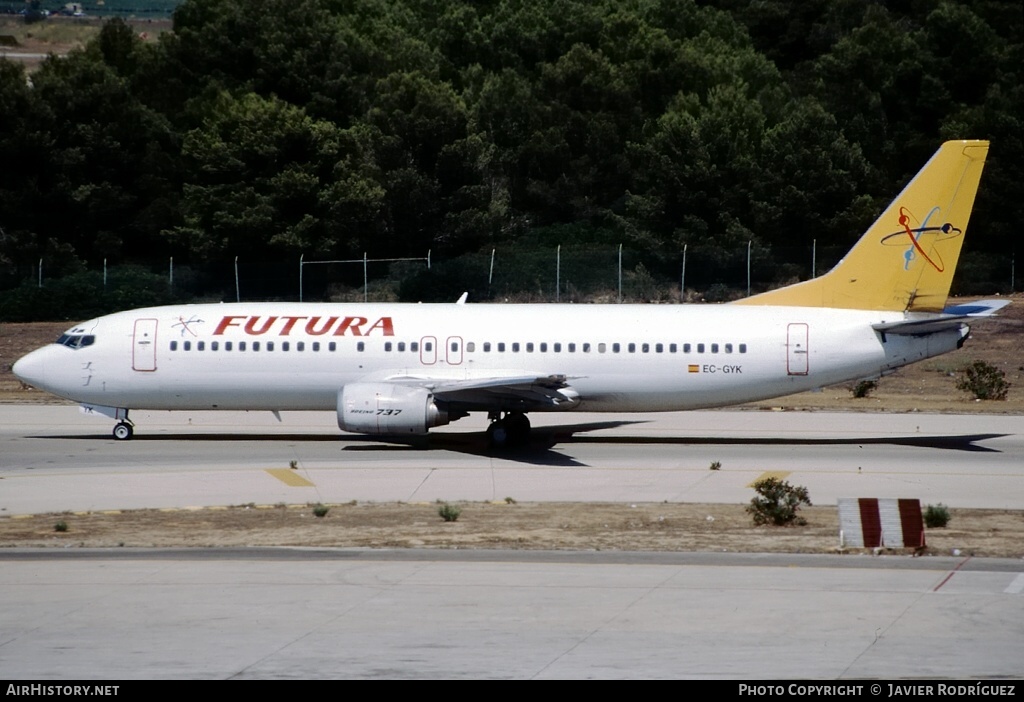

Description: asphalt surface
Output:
[2,406,1022,679]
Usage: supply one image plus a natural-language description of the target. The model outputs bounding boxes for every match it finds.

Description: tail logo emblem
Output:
[880,206,962,272]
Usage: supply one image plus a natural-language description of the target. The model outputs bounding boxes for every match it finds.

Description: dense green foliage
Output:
[956,359,1010,400]
[747,477,812,526]
[923,503,951,528]
[1,0,1021,316]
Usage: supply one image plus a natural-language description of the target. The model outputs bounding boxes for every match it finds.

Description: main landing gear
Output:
[486,411,531,448]
[113,417,134,440]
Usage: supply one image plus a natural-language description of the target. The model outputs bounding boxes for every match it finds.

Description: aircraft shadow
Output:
[36,424,1005,469]
[342,420,647,466]
[341,424,1007,465]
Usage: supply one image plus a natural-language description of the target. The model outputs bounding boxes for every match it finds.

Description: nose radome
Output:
[12,348,49,389]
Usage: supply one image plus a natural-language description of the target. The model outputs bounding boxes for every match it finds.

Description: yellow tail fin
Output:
[735,140,989,312]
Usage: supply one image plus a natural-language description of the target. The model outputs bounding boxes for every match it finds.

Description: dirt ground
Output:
[1,297,1021,555]
[3,502,1023,559]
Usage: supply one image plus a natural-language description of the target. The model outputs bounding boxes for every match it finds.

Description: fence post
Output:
[556,245,561,302]
[299,253,304,303]
[680,245,686,302]
[363,252,368,303]
[618,243,622,303]
[169,256,173,292]
[38,258,42,288]
[234,256,240,302]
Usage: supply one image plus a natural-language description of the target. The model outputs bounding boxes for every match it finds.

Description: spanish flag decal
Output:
[688,364,699,373]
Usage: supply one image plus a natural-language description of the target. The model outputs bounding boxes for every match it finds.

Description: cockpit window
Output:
[55,334,95,349]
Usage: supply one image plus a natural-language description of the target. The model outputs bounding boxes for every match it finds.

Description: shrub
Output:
[438,502,461,522]
[956,361,1009,400]
[709,461,721,471]
[851,380,878,398]
[747,477,812,526]
[924,503,951,528]
[54,521,68,532]
[312,503,329,518]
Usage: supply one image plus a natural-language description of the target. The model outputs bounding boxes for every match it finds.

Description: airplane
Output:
[12,140,1006,446]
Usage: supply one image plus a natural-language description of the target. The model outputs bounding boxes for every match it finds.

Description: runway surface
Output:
[1,406,1022,513]
[2,405,1022,679]
[2,549,1023,679]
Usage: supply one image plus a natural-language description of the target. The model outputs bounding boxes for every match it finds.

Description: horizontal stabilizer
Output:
[941,299,1010,317]
[872,317,971,335]
[873,299,1008,335]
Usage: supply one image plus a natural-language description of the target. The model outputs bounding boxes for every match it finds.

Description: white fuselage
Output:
[13,302,965,415]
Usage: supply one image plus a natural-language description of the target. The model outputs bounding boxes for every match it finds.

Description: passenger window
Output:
[642,343,650,353]
[253,342,260,351]
[568,343,575,352]
[385,342,392,352]
[711,343,718,353]
[669,343,677,353]
[282,342,289,352]
[451,341,459,352]
[683,343,691,353]
[357,342,365,352]
[329,342,337,352]
[170,340,178,351]
[725,343,732,353]
[466,342,475,352]
[598,343,606,353]
[583,343,591,353]
[410,342,418,352]
[424,341,433,352]
[697,343,705,353]
[498,342,505,352]
[197,341,205,351]
[225,341,233,351]
[628,343,636,353]
[184,341,192,351]
[239,341,247,352]
[483,342,491,352]
[211,341,218,351]
[655,343,662,353]
[312,342,320,352]
[540,343,548,352]
[267,342,274,351]
[297,342,304,352]
[612,343,620,353]
[512,343,520,352]
[739,344,747,353]
[526,343,534,352]
[398,342,406,352]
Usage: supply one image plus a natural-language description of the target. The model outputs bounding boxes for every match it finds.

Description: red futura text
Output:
[213,315,395,337]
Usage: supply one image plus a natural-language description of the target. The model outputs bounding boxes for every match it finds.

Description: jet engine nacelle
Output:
[337,382,450,435]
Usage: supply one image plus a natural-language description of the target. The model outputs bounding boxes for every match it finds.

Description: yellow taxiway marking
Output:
[747,470,791,487]
[265,468,315,487]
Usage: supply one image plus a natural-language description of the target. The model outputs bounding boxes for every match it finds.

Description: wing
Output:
[362,371,581,413]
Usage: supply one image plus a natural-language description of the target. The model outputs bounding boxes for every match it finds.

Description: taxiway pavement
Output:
[1,406,1021,514]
